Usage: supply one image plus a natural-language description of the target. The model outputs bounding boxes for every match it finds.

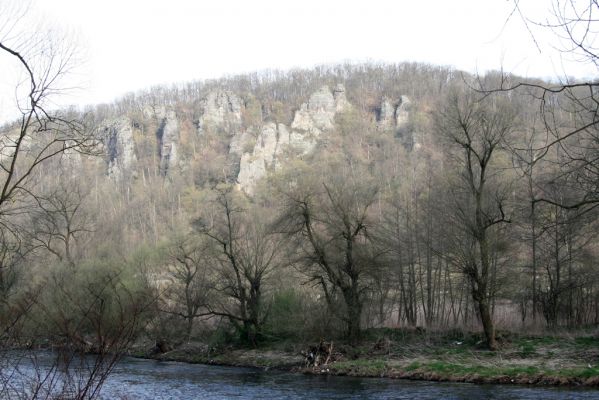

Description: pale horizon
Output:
[1,0,597,121]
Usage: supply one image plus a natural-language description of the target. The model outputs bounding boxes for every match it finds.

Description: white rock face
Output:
[333,83,350,112]
[229,130,255,155]
[238,85,348,194]
[395,95,411,129]
[378,97,396,130]
[142,104,167,120]
[377,95,411,131]
[101,117,136,180]
[159,110,179,174]
[291,85,337,133]
[237,123,284,194]
[197,90,244,134]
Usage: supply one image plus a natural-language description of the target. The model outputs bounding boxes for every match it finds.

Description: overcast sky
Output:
[1,0,597,120]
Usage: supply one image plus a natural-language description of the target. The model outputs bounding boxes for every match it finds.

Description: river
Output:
[4,355,599,399]
[98,357,599,399]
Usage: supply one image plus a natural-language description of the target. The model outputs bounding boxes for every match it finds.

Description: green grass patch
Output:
[518,341,537,357]
[574,337,599,347]
[555,366,599,379]
[405,361,421,371]
[409,361,540,378]
[408,361,599,380]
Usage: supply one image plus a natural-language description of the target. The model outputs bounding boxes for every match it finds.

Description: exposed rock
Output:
[237,123,283,194]
[378,97,396,130]
[159,110,179,175]
[101,117,136,180]
[229,130,255,155]
[290,104,319,134]
[238,85,349,193]
[333,84,350,112]
[291,86,337,133]
[142,104,167,120]
[197,91,244,134]
[287,129,317,154]
[395,95,411,129]
[377,95,412,132]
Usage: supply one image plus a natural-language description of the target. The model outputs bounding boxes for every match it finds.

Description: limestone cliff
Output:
[395,95,411,130]
[197,90,244,134]
[378,97,396,130]
[377,95,412,130]
[101,116,136,180]
[95,81,416,191]
[159,110,179,175]
[237,85,349,194]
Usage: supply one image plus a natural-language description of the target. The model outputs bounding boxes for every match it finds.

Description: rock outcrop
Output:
[101,117,136,180]
[159,110,179,175]
[238,85,349,193]
[395,95,411,130]
[333,84,350,112]
[291,85,338,133]
[93,84,414,190]
[378,97,396,130]
[377,95,412,131]
[229,130,255,156]
[237,123,283,193]
[197,90,244,134]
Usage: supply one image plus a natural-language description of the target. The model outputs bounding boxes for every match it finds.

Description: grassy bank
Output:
[132,328,599,386]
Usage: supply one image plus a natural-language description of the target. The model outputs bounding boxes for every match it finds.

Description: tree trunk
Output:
[478,297,496,350]
[344,287,362,344]
[186,317,193,341]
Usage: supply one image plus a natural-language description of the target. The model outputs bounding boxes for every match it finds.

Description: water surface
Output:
[97,357,598,400]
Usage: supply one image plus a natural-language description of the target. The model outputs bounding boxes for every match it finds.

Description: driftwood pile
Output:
[301,340,339,368]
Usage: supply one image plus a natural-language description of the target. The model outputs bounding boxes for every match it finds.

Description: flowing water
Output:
[5,355,599,399]
[95,357,599,399]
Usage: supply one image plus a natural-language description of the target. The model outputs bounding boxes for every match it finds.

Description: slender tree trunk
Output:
[478,297,496,350]
[345,287,363,344]
[531,200,538,321]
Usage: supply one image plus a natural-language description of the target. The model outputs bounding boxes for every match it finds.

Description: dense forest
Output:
[2,62,597,348]
[1,0,599,397]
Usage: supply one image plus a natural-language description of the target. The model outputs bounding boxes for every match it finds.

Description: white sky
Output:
[1,0,597,121]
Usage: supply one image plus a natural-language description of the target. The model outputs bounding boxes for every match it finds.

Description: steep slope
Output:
[99,80,416,194]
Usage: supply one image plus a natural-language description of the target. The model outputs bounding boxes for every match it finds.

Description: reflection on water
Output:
[6,354,599,399]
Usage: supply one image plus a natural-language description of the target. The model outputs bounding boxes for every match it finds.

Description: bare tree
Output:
[21,264,154,400]
[435,87,517,350]
[28,179,93,267]
[277,167,380,344]
[194,186,282,345]
[0,1,98,227]
[490,1,599,211]
[161,236,211,341]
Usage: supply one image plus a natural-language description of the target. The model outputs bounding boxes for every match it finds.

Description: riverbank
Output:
[131,328,599,387]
